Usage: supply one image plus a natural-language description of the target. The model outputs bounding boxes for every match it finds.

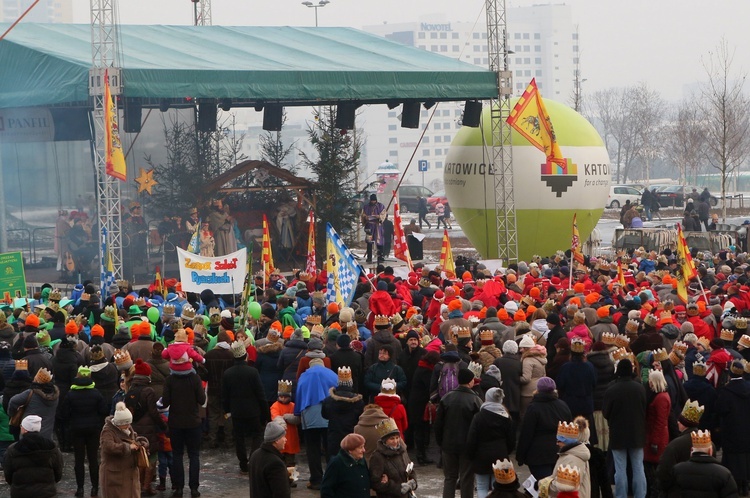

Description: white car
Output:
[607,185,642,209]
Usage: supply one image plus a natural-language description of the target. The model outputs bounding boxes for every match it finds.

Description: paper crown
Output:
[373,315,390,327]
[602,332,617,345]
[672,341,688,355]
[103,306,117,321]
[573,311,586,324]
[625,319,639,333]
[456,326,472,339]
[614,334,631,348]
[651,348,668,363]
[570,337,586,354]
[680,400,705,426]
[163,304,176,316]
[720,329,735,342]
[557,421,579,440]
[693,360,708,376]
[468,315,481,324]
[346,321,359,338]
[611,347,630,363]
[277,380,293,395]
[468,361,483,379]
[208,307,221,317]
[209,313,222,326]
[739,335,750,350]
[663,299,674,310]
[46,302,59,312]
[117,279,129,289]
[736,317,748,330]
[310,324,325,337]
[305,314,322,325]
[181,305,196,320]
[556,464,581,491]
[375,417,400,439]
[48,290,62,302]
[492,459,516,485]
[380,378,397,395]
[659,310,672,324]
[480,329,494,343]
[691,429,712,452]
[390,313,405,326]
[337,366,353,386]
[113,349,133,371]
[669,350,684,366]
[730,360,746,376]
[15,359,28,371]
[696,336,711,350]
[643,314,657,327]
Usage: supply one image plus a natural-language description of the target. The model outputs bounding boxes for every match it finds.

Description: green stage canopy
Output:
[0,23,499,109]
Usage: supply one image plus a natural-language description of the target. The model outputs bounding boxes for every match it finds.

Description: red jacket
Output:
[644,391,671,463]
[374,394,408,438]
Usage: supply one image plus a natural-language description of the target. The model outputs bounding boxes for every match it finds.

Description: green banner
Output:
[0,252,26,302]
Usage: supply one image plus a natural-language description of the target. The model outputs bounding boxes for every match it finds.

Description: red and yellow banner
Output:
[103,69,126,181]
[676,223,697,303]
[392,199,413,272]
[571,213,584,265]
[439,229,455,278]
[305,210,317,276]
[261,214,275,277]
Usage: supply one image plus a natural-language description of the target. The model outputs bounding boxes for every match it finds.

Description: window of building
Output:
[388,111,397,118]
[573,45,579,52]
[523,33,529,39]
[440,45,448,51]
[453,45,460,51]
[418,32,425,39]
[573,57,579,64]
[452,33,459,39]
[515,57,522,64]
[436,161,443,169]
[523,45,530,51]
[534,45,541,52]
[421,110,428,117]
[482,33,487,39]
[474,58,482,64]
[535,70,542,76]
[535,57,542,64]
[524,70,531,77]
[418,45,426,50]
[514,33,521,39]
[524,57,530,64]
[483,57,488,64]
[517,82,525,89]
[388,137,397,144]
[534,33,541,39]
[455,109,463,116]
[473,32,480,39]
[389,150,398,157]
[435,136,442,143]
[516,70,523,76]
[572,32,579,40]
[431,45,438,51]
[474,45,482,51]
[442,110,451,117]
[444,135,451,142]
[440,32,447,39]
[423,150,430,156]
[431,32,437,39]
[388,124,397,131]
[434,122,441,130]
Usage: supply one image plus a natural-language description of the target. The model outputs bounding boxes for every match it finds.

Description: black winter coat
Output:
[89,361,119,410]
[2,378,31,415]
[321,449,371,498]
[716,378,750,453]
[204,346,234,395]
[221,360,269,422]
[668,453,738,498]
[248,442,291,498]
[587,443,613,498]
[255,342,284,403]
[545,325,566,363]
[51,344,84,393]
[277,339,307,382]
[602,376,647,450]
[397,345,425,397]
[60,383,108,431]
[22,348,52,377]
[516,390,572,466]
[364,331,403,369]
[683,376,718,430]
[321,387,365,457]
[162,371,206,429]
[3,432,63,498]
[465,407,515,474]
[330,347,364,394]
[434,385,482,454]
[556,356,597,415]
[657,428,702,496]
[407,365,433,424]
[493,354,522,414]
[587,348,615,411]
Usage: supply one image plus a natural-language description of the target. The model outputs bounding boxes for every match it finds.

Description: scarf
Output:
[417,359,435,370]
[481,401,509,418]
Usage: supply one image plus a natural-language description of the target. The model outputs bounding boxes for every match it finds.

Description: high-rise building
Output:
[361,4,579,188]
[1,0,73,23]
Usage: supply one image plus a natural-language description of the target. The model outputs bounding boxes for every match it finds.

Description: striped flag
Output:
[154,266,166,296]
[326,223,361,306]
[439,229,455,278]
[103,69,127,181]
[617,258,626,287]
[261,214,275,278]
[305,210,317,276]
[392,198,413,271]
[572,213,585,265]
[675,223,697,303]
[187,218,201,254]
[100,226,115,304]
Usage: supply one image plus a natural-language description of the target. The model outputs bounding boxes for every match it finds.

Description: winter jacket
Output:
[255,341,284,403]
[161,341,205,372]
[354,404,390,464]
[369,440,416,498]
[3,432,63,498]
[374,394,407,437]
[493,353,522,414]
[407,364,434,426]
[321,448,371,498]
[602,376,647,450]
[221,359,269,422]
[204,344,234,395]
[364,331,403,369]
[364,361,407,400]
[397,345,424,397]
[644,391,671,464]
[330,347,364,393]
[98,416,148,498]
[59,380,108,432]
[716,378,750,453]
[657,428,702,496]
[556,356,597,415]
[545,325,567,364]
[127,374,167,453]
[248,442,292,498]
[630,330,665,356]
[321,387,364,457]
[162,371,206,429]
[89,361,120,407]
[516,390,572,466]
[22,348,52,378]
[122,336,157,363]
[465,406,515,474]
[482,317,513,349]
[276,339,307,382]
[145,356,169,400]
[668,453,739,498]
[551,442,591,498]
[683,375,718,430]
[434,385,482,454]
[520,345,548,398]
[567,324,593,351]
[589,319,618,343]
[586,348,615,411]
[8,383,60,440]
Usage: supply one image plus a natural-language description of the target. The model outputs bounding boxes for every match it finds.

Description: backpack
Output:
[438,362,459,399]
[124,385,147,422]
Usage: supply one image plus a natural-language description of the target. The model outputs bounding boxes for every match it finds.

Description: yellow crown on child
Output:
[652,348,668,363]
[492,459,516,485]
[570,337,586,354]
[277,380,293,395]
[163,304,176,316]
[337,367,353,386]
[601,332,617,345]
[555,464,581,491]
[557,421,579,440]
[691,430,712,452]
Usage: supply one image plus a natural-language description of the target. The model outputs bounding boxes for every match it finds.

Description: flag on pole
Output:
[571,213,585,266]
[187,219,201,254]
[154,266,166,296]
[305,210,317,276]
[100,226,115,302]
[506,78,565,166]
[439,229,455,278]
[326,223,361,306]
[675,223,697,303]
[617,258,627,287]
[261,214,275,277]
[392,198,413,272]
[103,69,127,181]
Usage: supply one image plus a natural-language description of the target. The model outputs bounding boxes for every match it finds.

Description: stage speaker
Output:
[335,102,357,130]
[263,105,283,131]
[197,102,217,132]
[462,100,483,127]
[401,101,420,129]
[124,100,142,133]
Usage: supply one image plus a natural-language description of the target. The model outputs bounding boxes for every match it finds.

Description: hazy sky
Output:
[71,0,750,100]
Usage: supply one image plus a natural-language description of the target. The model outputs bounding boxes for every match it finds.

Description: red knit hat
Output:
[448,299,462,312]
[134,358,152,377]
[90,324,105,337]
[123,296,135,310]
[25,314,40,329]
[65,320,79,335]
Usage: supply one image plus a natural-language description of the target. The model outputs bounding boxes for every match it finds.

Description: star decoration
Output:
[135,167,158,195]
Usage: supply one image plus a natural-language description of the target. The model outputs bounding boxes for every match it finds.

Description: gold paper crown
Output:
[103,305,117,321]
[720,329,735,341]
[210,313,222,326]
[46,302,59,313]
[456,326,472,339]
[480,329,494,343]
[134,297,147,308]
[570,337,586,353]
[380,377,397,395]
[745,361,750,375]
[557,421,579,439]
[643,314,657,327]
[337,366,353,386]
[681,400,705,425]
[614,334,631,348]
[602,332,617,345]
[556,464,581,491]
[730,360,746,376]
[573,311,586,324]
[625,319,639,333]
[669,350,683,366]
[306,314,322,325]
[208,307,221,317]
[310,324,325,336]
[736,317,748,330]
[15,359,28,371]
[375,418,400,439]
[373,315,390,327]
[492,459,516,485]
[390,313,405,326]
[739,335,750,350]
[659,310,672,323]
[652,348,668,363]
[693,360,708,376]
[691,429,712,452]
[277,380,293,395]
[346,321,359,338]
[672,341,688,355]
[611,347,630,363]
[163,304,176,316]
[468,361,483,379]
[468,315,481,324]
[48,290,61,302]
[117,280,129,289]
[181,305,196,320]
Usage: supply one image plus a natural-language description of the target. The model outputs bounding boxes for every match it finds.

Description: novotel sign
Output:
[421,22,452,32]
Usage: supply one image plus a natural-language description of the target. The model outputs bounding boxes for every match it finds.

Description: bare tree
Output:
[663,99,707,185]
[631,83,665,183]
[698,39,750,220]
[589,87,643,182]
[569,26,586,114]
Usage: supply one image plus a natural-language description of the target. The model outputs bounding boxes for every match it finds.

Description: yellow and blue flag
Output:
[326,223,360,306]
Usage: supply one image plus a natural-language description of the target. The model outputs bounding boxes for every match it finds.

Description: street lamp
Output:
[301,0,330,27]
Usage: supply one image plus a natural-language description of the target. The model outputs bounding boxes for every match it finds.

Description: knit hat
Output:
[220,317,234,331]
[457,368,475,385]
[33,367,52,384]
[502,340,519,355]
[291,328,305,341]
[308,338,324,351]
[65,319,79,335]
[615,358,633,377]
[134,358,152,377]
[336,333,351,349]
[113,349,133,371]
[230,340,247,359]
[112,401,133,426]
[35,330,51,346]
[24,314,40,329]
[264,422,286,443]
[90,324,105,337]
[22,333,38,350]
[484,387,505,404]
[340,433,366,452]
[536,376,556,393]
[21,415,42,433]
[518,334,535,348]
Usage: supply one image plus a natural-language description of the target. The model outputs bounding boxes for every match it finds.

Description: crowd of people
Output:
[2,243,750,497]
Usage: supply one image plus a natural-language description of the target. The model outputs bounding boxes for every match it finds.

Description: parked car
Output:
[607,185,642,209]
[398,185,433,212]
[653,185,718,208]
[427,190,449,212]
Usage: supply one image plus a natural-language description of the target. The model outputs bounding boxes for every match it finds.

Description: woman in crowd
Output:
[369,418,417,498]
[99,402,149,498]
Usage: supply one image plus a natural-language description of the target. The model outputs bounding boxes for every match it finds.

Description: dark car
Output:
[399,185,434,213]
[427,190,449,212]
[653,185,718,208]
